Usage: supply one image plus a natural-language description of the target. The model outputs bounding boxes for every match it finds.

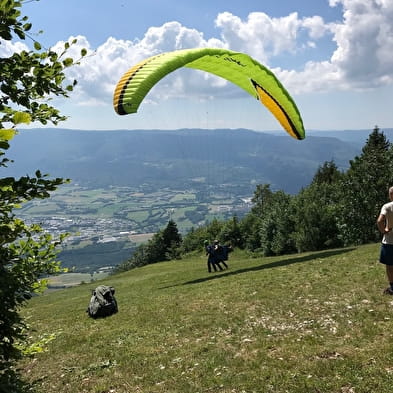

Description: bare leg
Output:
[386,265,393,283]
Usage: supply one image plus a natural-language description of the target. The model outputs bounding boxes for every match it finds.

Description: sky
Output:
[4,0,393,133]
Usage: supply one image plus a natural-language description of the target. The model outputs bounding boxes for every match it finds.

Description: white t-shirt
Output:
[380,201,393,244]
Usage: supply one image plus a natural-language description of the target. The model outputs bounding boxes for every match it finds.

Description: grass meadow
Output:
[19,243,393,392]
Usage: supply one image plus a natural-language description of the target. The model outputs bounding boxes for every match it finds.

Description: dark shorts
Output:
[379,243,393,265]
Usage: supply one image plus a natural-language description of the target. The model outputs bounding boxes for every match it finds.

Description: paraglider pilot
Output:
[204,240,233,272]
[204,240,222,273]
[213,239,228,269]
[377,186,393,295]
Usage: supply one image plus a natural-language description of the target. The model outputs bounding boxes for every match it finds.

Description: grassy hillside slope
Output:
[20,244,393,393]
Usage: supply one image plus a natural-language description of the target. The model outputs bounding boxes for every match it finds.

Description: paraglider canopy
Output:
[113,48,305,140]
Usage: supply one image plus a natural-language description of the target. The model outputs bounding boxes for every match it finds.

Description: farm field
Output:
[46,272,110,291]
[19,183,250,236]
[17,184,251,272]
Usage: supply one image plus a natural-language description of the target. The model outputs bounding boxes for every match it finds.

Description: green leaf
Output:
[13,112,31,125]
[62,58,73,67]
[0,129,16,141]
[23,22,32,31]
[0,185,13,192]
[15,27,25,40]
[34,41,41,51]
[0,141,10,149]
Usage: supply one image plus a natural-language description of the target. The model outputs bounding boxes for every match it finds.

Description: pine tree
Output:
[162,220,182,260]
[162,220,182,249]
[312,160,342,185]
[337,126,393,245]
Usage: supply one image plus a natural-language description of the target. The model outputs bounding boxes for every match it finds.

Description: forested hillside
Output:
[117,127,393,271]
[7,128,363,194]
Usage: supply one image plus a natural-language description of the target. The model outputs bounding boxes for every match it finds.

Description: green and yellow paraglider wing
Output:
[113,48,305,140]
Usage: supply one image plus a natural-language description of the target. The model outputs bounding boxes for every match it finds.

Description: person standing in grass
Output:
[213,239,229,269]
[377,186,393,294]
[204,240,224,273]
[205,240,217,273]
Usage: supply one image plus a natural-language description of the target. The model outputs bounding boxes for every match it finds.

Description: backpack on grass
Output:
[87,285,118,319]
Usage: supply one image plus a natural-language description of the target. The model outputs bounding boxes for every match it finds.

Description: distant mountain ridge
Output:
[5,127,385,194]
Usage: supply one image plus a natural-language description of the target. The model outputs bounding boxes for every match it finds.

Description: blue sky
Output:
[6,0,393,133]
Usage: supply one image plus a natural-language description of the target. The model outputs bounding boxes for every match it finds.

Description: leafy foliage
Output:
[0,1,84,390]
[291,181,342,252]
[0,0,86,129]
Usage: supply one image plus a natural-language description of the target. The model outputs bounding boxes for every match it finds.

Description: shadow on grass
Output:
[162,247,356,289]
[0,369,37,393]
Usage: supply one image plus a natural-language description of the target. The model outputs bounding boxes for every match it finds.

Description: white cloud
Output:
[140,21,207,52]
[61,23,228,107]
[215,11,302,62]
[43,1,393,110]
[0,39,28,56]
[214,3,393,92]
[61,12,314,107]
[275,61,343,94]
[329,0,393,87]
[302,15,328,40]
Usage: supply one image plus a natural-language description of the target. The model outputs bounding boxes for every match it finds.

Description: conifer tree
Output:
[337,126,393,245]
[162,219,182,260]
[162,219,182,249]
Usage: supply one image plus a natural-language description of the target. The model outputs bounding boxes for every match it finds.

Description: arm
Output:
[377,214,391,234]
